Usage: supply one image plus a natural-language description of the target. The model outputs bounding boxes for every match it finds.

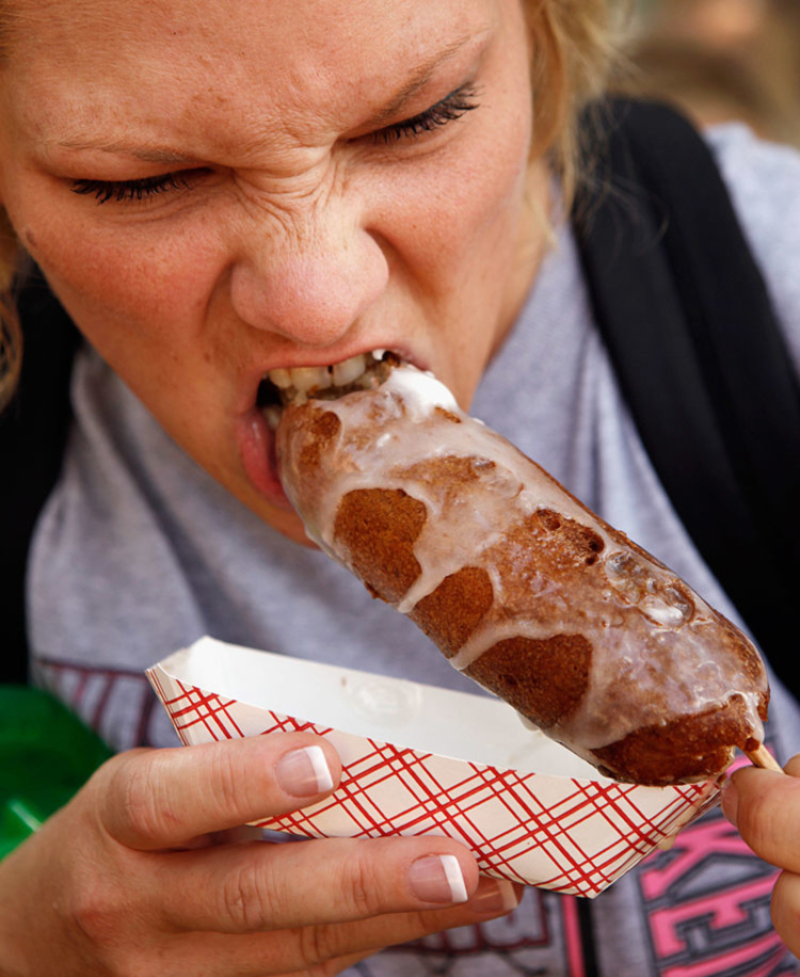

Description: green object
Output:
[0,686,112,859]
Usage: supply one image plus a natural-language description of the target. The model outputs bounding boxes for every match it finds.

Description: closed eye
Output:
[371,84,480,144]
[69,85,479,205]
[69,170,201,204]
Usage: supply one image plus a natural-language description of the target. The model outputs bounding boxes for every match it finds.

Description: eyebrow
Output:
[52,28,488,162]
[53,140,201,164]
[361,29,487,127]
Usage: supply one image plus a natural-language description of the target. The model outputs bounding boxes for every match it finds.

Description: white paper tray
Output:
[148,637,719,897]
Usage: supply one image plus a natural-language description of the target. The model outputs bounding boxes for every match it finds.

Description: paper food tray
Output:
[147,636,719,897]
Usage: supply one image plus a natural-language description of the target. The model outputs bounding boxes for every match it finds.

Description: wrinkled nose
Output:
[230,205,388,348]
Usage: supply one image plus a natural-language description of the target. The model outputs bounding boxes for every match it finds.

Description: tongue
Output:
[238,410,293,509]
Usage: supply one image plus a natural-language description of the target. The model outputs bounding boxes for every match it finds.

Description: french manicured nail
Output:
[408,855,468,904]
[275,746,334,797]
[721,777,739,827]
[468,878,521,915]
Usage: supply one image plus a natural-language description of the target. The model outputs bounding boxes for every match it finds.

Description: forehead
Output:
[5,0,500,153]
[16,0,473,65]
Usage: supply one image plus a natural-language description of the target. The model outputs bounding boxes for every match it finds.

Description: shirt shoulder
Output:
[704,123,800,371]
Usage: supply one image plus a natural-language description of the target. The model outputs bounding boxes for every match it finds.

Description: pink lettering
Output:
[640,817,756,900]
[661,930,789,977]
[650,876,777,957]
[560,897,586,977]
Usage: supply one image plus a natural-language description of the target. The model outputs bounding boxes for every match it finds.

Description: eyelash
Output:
[372,84,480,144]
[69,85,480,205]
[71,171,193,204]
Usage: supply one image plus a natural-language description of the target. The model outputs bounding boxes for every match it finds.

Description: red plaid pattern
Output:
[148,666,718,898]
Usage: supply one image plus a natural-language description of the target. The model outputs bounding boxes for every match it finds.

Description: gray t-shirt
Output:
[28,124,800,976]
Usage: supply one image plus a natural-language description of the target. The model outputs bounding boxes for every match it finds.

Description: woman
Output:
[1,0,800,974]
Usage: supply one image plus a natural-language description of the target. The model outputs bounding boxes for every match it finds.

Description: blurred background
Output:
[620,0,800,147]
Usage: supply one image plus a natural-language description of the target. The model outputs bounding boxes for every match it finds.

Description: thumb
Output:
[721,757,800,872]
[96,734,340,850]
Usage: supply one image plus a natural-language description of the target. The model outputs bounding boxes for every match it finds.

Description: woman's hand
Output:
[0,733,519,976]
[722,753,800,956]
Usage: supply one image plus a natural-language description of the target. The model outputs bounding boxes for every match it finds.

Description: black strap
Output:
[573,99,800,695]
[0,268,80,683]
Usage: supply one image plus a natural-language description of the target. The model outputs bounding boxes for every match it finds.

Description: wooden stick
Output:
[746,744,784,773]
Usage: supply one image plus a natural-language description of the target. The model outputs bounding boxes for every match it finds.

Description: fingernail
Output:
[408,855,468,904]
[469,878,521,915]
[275,746,334,797]
[721,777,739,827]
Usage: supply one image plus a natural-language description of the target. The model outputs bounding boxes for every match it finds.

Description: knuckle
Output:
[66,874,125,949]
[218,860,277,931]
[209,742,283,825]
[340,853,383,918]
[208,745,246,815]
[114,753,175,845]
[297,923,342,968]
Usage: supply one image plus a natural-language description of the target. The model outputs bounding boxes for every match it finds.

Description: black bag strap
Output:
[573,99,800,695]
[0,267,80,683]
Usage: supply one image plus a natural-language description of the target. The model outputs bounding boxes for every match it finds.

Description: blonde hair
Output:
[0,0,620,412]
[524,0,623,209]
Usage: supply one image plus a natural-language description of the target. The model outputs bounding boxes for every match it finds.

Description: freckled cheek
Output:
[14,191,219,334]
[38,233,233,452]
[459,139,529,243]
[41,228,216,329]
[389,123,531,273]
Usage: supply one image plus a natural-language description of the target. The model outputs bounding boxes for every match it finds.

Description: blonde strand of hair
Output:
[525,0,626,211]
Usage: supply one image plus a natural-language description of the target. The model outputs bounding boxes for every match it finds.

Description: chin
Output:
[241,482,317,547]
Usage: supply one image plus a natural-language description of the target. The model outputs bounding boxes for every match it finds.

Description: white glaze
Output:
[277,366,768,757]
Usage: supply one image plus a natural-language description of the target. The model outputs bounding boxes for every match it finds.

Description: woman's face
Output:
[0,0,546,544]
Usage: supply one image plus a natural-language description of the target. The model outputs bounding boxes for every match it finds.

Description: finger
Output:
[295,949,378,977]
[721,766,800,872]
[159,835,480,933]
[784,753,800,778]
[164,941,378,977]
[178,824,267,851]
[97,735,340,849]
[159,875,521,977]
[771,871,800,959]
[247,876,522,971]
[292,949,379,977]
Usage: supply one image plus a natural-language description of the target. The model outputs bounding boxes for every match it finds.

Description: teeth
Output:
[332,354,366,387]
[263,405,283,431]
[268,368,292,390]
[290,365,331,393]
[267,350,384,394]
